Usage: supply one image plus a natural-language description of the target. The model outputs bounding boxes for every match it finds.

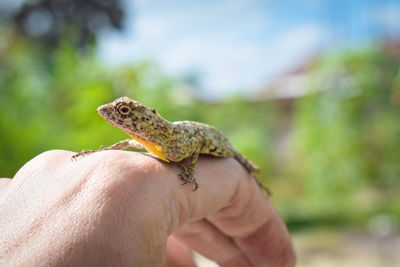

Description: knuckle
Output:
[14,150,69,178]
[35,150,68,161]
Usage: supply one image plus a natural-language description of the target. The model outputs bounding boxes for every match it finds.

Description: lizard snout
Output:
[97,104,112,118]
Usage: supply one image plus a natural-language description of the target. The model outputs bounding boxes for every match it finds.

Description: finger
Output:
[165,236,196,267]
[173,219,253,266]
[166,156,295,266]
[109,153,295,266]
[207,177,295,266]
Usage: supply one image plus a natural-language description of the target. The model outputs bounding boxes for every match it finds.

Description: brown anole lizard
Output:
[73,97,268,193]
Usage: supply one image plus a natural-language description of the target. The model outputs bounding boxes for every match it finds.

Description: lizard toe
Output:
[192,180,199,191]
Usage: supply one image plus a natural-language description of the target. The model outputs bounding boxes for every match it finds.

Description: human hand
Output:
[0,150,295,266]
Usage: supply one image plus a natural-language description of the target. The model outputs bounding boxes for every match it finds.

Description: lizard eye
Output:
[117,104,132,116]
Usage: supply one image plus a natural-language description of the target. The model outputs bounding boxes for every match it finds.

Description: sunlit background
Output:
[1,0,400,266]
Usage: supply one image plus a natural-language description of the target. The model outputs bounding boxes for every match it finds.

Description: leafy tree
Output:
[1,0,124,48]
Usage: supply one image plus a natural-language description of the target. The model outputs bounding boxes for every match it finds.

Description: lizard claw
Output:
[179,173,189,185]
[180,178,188,186]
[192,181,199,191]
[179,172,198,190]
[71,154,81,161]
[71,150,90,161]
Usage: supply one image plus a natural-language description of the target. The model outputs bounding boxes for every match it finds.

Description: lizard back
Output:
[174,121,259,173]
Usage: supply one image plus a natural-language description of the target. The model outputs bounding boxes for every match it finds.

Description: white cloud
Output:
[371,3,400,33]
[134,16,173,40]
[267,24,326,72]
[98,1,326,98]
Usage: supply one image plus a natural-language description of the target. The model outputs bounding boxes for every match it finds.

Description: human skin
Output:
[0,150,296,266]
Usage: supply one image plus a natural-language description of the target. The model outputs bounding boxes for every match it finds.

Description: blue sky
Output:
[98,0,400,98]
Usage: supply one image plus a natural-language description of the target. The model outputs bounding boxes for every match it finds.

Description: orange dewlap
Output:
[128,133,170,162]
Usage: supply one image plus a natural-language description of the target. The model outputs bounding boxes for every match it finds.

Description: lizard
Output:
[72,97,267,192]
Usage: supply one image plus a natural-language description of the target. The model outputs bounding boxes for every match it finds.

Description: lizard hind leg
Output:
[233,150,259,174]
[232,150,272,195]
[72,139,145,160]
[178,152,200,191]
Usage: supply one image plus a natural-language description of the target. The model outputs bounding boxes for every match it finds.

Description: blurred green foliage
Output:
[284,46,400,227]
[1,29,399,229]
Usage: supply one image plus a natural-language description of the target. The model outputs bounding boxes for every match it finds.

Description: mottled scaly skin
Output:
[170,121,259,173]
[73,97,260,191]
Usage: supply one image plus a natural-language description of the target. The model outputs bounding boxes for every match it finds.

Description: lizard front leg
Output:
[72,139,145,160]
[178,152,200,191]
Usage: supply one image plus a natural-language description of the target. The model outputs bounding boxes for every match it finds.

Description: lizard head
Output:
[97,97,171,139]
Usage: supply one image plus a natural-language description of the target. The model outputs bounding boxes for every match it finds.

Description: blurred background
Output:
[1,0,400,266]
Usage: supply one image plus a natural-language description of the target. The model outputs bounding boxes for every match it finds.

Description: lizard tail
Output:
[233,150,259,174]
